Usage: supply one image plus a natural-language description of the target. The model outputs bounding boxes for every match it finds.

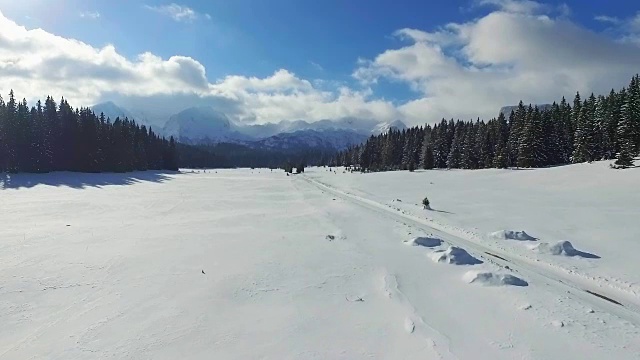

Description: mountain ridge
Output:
[91,102,407,151]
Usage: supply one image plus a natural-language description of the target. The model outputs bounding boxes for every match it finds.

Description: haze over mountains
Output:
[90,101,407,151]
[91,100,559,152]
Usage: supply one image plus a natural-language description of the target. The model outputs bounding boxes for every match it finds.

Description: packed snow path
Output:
[1,167,639,359]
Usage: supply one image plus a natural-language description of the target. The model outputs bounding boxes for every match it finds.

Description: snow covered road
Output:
[1,167,639,359]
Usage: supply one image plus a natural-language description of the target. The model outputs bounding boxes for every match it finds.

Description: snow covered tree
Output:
[572,96,599,163]
[331,74,640,173]
[461,122,478,169]
[517,105,538,168]
[616,89,637,168]
[446,121,465,169]
[508,103,526,166]
[601,90,618,159]
[420,125,434,170]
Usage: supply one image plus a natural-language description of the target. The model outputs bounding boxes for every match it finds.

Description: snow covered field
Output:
[1,163,639,359]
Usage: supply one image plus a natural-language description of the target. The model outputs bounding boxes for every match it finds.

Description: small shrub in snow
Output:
[612,150,634,169]
[422,196,430,209]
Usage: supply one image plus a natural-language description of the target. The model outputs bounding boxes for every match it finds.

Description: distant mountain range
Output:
[90,101,407,151]
[499,104,553,116]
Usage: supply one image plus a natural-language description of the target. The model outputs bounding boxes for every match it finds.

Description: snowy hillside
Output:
[1,161,639,359]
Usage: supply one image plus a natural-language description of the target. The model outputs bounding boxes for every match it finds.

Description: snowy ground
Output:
[1,164,639,359]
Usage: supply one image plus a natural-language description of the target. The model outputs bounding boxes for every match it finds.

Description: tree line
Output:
[0,90,179,173]
[335,74,640,171]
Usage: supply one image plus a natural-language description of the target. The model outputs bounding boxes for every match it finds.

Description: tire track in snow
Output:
[300,176,640,327]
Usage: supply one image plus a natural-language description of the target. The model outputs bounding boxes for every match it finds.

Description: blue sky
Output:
[1,0,639,125]
[7,0,636,85]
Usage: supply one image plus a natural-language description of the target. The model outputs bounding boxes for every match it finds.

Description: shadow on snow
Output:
[0,170,179,190]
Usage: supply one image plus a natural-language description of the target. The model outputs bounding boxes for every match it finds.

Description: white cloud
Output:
[0,10,398,125]
[595,15,621,25]
[596,12,640,44]
[79,11,100,20]
[355,7,640,124]
[309,61,324,71]
[144,3,198,23]
[2,3,640,128]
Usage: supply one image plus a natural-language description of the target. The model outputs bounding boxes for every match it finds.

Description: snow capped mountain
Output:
[91,101,407,149]
[251,129,368,151]
[239,118,408,138]
[91,101,134,121]
[372,119,408,134]
[499,104,553,116]
[162,106,251,144]
[91,101,156,130]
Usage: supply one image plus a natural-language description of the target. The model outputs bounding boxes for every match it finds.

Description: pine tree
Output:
[541,107,558,166]
[447,121,465,169]
[5,90,18,172]
[558,97,573,162]
[432,120,449,168]
[461,122,477,169]
[572,92,581,135]
[518,105,535,168]
[0,94,6,172]
[492,112,509,168]
[601,90,618,159]
[616,89,637,168]
[627,75,640,154]
[572,96,598,163]
[420,125,434,170]
[474,120,491,168]
[508,103,525,166]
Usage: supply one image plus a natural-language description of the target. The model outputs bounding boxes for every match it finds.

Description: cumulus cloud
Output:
[0,10,398,125]
[355,2,640,124]
[0,12,212,105]
[144,3,198,23]
[2,1,640,128]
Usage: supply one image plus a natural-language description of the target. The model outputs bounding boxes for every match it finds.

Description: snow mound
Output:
[551,320,565,328]
[404,236,443,248]
[430,246,483,265]
[404,318,415,334]
[531,241,600,258]
[490,230,537,241]
[464,271,529,287]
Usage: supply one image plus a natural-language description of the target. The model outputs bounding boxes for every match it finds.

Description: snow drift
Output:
[430,246,483,265]
[531,241,600,259]
[490,230,537,241]
[463,271,529,287]
[404,236,443,248]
